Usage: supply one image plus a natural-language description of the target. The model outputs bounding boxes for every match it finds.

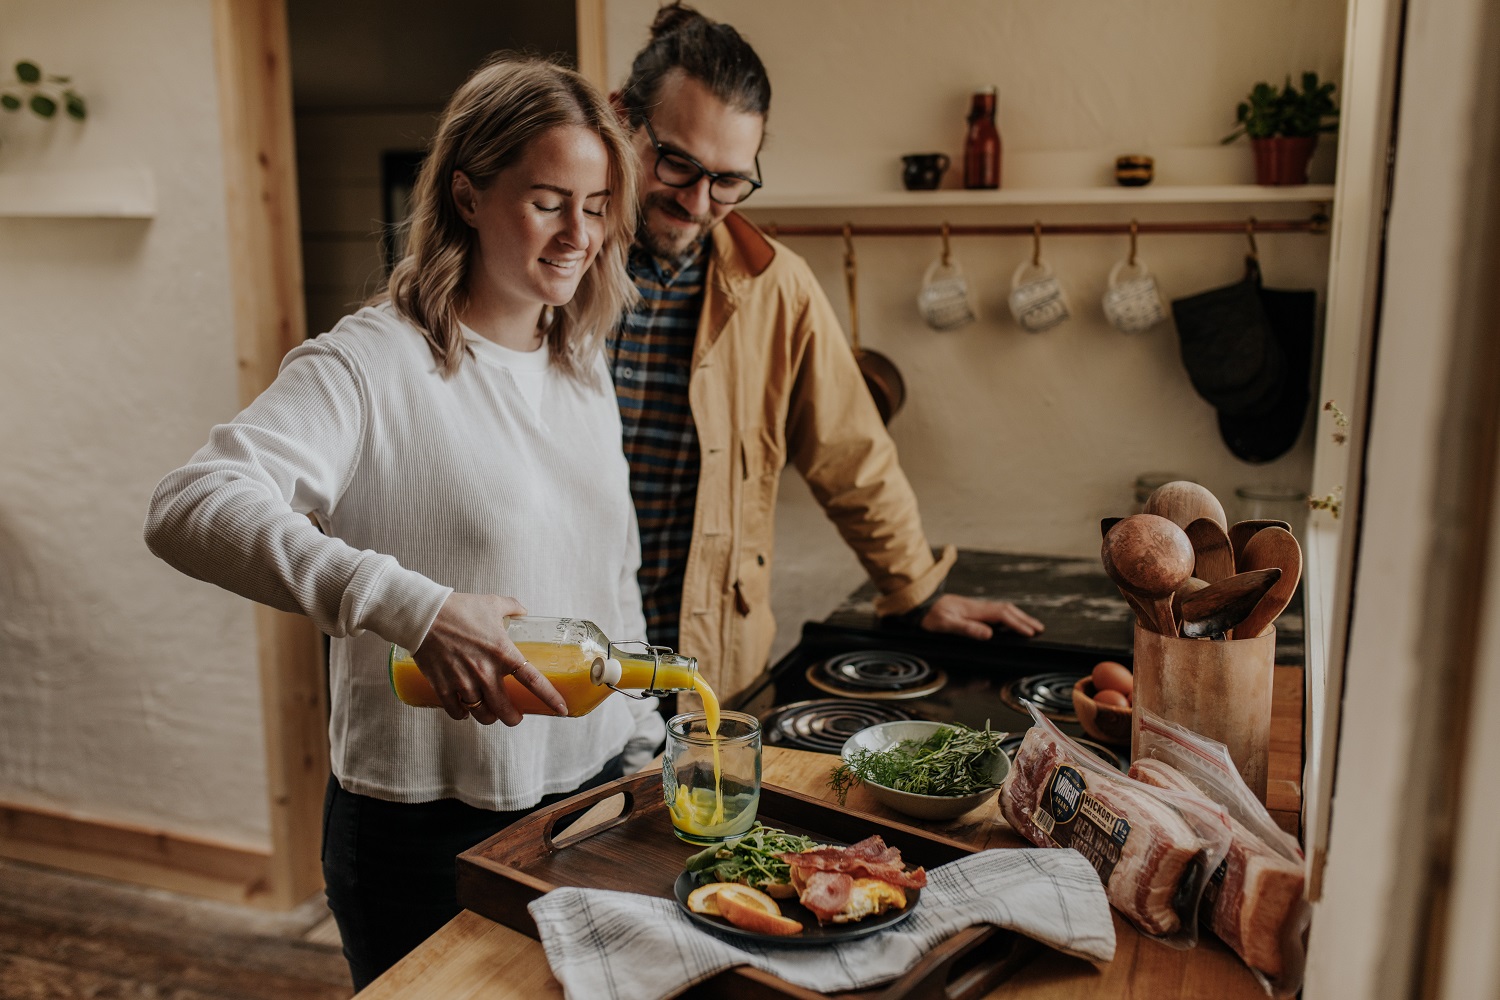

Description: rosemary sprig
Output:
[828,723,1007,804]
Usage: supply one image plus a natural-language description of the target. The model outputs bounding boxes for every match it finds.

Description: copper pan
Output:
[842,226,906,424]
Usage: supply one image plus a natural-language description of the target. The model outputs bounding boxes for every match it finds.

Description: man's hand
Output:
[415,593,568,725]
[919,593,1045,641]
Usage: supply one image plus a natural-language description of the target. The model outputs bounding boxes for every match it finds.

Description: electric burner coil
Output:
[805,650,947,700]
[760,699,919,755]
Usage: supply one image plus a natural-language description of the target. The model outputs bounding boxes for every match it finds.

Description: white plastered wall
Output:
[604,0,1346,660]
[0,1,268,846]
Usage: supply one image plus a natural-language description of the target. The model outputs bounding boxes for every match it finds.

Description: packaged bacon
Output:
[999,706,1232,948]
[1131,710,1309,997]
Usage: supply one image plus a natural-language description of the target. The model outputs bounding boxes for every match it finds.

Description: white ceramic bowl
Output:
[840,721,1011,821]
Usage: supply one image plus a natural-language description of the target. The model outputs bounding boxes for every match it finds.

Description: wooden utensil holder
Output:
[1131,623,1275,802]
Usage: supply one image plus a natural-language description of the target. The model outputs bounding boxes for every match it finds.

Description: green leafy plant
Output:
[1,60,87,121]
[1222,72,1337,144]
[829,723,1007,804]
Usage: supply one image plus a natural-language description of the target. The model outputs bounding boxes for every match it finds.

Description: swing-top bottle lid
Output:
[590,657,623,687]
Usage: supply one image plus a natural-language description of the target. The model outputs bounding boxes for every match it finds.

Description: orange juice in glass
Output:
[665,710,761,845]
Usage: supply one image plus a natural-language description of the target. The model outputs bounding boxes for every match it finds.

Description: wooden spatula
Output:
[1185,517,1236,584]
[1179,568,1282,639]
[1235,526,1302,638]
[1228,518,1292,570]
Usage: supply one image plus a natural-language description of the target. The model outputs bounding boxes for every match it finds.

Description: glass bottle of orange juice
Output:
[388,616,698,717]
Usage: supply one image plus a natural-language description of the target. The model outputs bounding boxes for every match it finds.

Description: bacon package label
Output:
[1031,764,1132,884]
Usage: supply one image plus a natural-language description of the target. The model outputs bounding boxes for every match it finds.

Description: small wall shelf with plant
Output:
[0,59,153,218]
[1222,72,1339,186]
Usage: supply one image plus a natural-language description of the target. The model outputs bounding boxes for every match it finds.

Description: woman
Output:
[144,57,655,988]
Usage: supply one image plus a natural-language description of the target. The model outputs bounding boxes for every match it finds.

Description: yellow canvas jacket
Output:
[678,212,955,702]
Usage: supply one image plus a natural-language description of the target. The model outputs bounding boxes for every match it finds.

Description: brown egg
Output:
[1094,688,1130,709]
[1091,660,1134,698]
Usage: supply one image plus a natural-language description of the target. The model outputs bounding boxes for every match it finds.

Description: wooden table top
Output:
[358,666,1302,999]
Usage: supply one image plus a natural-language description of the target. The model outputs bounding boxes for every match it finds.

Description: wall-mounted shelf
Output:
[0,166,157,219]
[741,184,1335,211]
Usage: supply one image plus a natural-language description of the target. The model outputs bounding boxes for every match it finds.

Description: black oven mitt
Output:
[1170,257,1285,418]
[1171,257,1317,463]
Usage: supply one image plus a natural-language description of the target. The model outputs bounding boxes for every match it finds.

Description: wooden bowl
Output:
[1072,678,1132,747]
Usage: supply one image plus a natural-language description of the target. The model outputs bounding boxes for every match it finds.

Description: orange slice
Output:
[718,892,803,936]
[686,882,782,917]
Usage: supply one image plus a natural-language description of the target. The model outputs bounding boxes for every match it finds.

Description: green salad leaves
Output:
[683,823,821,889]
[829,723,1007,804]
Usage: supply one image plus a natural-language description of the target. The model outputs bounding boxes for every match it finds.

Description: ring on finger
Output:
[461,696,483,709]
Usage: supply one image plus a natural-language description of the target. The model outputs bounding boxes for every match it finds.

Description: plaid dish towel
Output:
[527,849,1114,1000]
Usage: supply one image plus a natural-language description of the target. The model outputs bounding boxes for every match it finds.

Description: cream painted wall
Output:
[0,2,268,845]
[606,0,1344,661]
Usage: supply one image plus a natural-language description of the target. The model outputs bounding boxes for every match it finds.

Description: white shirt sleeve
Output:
[143,340,451,648]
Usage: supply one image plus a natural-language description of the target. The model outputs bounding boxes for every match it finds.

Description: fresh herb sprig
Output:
[683,823,821,888]
[829,723,1007,804]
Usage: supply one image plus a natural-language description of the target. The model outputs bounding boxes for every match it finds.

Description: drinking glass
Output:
[664,711,761,845]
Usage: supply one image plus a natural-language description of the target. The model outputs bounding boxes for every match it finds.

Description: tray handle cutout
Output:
[544,788,638,852]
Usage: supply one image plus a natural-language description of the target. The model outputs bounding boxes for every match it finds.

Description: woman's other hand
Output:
[415,594,568,725]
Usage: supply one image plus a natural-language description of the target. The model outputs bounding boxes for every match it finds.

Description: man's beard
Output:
[638,191,715,260]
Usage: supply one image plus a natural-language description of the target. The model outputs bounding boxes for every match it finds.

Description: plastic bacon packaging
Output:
[1131,709,1309,997]
[999,705,1232,948]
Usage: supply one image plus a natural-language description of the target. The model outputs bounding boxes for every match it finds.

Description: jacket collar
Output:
[695,213,775,365]
[710,212,776,283]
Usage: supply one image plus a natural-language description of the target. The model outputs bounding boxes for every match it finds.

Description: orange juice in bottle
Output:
[388,616,697,716]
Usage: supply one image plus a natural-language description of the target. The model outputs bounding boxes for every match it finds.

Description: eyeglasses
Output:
[642,118,762,205]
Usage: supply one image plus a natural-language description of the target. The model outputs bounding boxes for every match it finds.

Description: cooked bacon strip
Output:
[798,871,854,922]
[778,837,929,889]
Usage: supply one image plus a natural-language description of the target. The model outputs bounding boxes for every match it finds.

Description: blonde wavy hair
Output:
[381,56,638,379]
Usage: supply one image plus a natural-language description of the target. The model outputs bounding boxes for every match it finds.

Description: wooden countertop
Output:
[358,666,1303,999]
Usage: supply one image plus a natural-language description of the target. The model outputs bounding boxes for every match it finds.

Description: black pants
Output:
[321,755,625,991]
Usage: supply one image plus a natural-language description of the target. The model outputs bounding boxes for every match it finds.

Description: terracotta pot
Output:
[1251,136,1319,186]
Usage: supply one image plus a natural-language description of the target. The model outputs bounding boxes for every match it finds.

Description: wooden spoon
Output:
[1235,526,1303,638]
[1100,517,1157,628]
[1101,514,1195,637]
[1144,480,1228,532]
[1179,568,1282,639]
[1185,517,1236,584]
[1228,518,1292,570]
[1171,577,1209,628]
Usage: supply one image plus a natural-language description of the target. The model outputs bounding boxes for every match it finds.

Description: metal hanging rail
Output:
[760,213,1330,240]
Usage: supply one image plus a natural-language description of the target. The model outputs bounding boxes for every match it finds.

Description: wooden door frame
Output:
[1305,0,1500,993]
[212,0,327,910]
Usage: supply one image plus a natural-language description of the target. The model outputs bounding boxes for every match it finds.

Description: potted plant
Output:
[1,60,87,121]
[1222,72,1338,185]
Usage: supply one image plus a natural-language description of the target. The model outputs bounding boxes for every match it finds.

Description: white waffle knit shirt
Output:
[145,303,661,810]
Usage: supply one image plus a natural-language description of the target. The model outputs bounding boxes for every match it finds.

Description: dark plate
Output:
[672,869,920,946]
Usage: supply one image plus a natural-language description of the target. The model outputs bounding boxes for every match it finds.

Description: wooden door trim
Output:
[212,0,327,910]
[576,0,608,91]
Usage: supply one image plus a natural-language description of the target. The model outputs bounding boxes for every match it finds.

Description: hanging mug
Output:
[1102,257,1168,333]
[917,257,977,330]
[1008,258,1070,333]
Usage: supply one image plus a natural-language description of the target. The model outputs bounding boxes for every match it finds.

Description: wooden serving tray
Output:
[456,768,1037,1000]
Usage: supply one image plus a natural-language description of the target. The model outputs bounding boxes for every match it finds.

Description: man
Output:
[607,3,1043,703]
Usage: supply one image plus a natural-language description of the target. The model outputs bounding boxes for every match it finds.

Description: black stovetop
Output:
[822,549,1303,665]
[737,549,1303,769]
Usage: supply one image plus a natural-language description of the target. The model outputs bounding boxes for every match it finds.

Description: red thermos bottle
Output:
[963,86,1002,189]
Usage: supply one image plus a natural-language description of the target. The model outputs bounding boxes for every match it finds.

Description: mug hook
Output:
[1245,217,1259,260]
[1128,219,1139,266]
[1031,221,1043,266]
[842,222,856,264]
[940,221,952,266]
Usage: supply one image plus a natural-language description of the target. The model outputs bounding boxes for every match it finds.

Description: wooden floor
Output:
[0,858,353,1000]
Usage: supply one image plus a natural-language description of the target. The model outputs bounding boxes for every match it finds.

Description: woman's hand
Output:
[414,593,568,725]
